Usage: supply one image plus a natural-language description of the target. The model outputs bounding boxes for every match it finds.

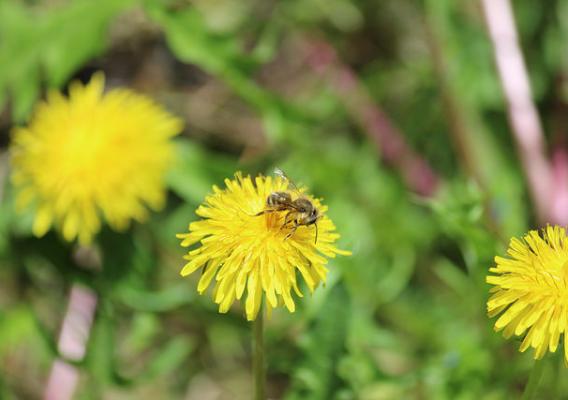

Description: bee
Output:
[255,168,320,243]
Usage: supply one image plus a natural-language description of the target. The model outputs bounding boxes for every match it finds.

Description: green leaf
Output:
[167,139,236,204]
[116,284,195,313]
[285,285,350,400]
[141,337,194,380]
[146,3,310,143]
[86,300,115,391]
[0,0,134,121]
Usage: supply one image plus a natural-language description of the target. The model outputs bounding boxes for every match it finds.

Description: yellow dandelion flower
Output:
[10,72,183,244]
[487,225,568,362]
[177,172,351,321]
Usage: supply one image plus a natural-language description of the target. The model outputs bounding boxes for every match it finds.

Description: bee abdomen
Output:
[267,191,292,207]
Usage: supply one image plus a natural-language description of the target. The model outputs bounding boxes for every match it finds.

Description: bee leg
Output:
[281,211,295,229]
[254,208,279,216]
[284,221,299,240]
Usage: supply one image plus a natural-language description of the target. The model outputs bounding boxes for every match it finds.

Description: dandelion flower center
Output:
[487,225,568,362]
[177,173,350,321]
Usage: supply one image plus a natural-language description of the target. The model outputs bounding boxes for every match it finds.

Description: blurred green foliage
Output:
[0,0,134,121]
[1,0,567,399]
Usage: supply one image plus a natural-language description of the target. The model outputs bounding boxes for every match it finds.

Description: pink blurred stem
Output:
[481,0,553,224]
[44,284,97,400]
[304,39,440,197]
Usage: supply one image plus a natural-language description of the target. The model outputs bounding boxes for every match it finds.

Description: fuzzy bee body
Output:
[255,170,320,243]
[266,191,292,209]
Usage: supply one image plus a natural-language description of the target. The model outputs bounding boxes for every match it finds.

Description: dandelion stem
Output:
[252,309,266,400]
[552,352,563,398]
[521,359,545,400]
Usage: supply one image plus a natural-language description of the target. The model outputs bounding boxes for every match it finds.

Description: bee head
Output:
[305,208,319,225]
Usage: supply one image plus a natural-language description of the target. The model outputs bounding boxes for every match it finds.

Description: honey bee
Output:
[255,168,320,243]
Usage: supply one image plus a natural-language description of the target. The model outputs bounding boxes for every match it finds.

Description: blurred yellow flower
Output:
[177,173,350,321]
[487,225,568,362]
[10,72,183,244]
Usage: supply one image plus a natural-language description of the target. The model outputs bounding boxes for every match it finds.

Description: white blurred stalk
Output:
[481,0,553,224]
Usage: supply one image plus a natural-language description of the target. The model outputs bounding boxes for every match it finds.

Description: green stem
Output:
[521,359,545,400]
[253,310,265,400]
[553,352,563,398]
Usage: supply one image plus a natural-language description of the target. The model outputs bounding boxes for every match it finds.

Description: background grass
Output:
[0,0,566,398]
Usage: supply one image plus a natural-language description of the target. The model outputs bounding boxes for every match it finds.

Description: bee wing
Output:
[274,167,301,195]
[273,167,287,179]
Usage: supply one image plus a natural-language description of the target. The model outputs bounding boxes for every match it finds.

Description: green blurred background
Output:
[0,0,567,398]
